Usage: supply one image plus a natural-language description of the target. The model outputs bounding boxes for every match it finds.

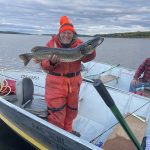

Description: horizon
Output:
[0,30,149,36]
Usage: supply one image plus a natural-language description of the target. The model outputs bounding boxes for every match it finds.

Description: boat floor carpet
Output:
[103,113,147,150]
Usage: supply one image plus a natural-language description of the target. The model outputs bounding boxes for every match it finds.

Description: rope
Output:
[0,79,11,96]
[0,69,11,96]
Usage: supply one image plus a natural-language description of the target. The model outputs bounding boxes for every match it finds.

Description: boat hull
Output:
[0,97,100,150]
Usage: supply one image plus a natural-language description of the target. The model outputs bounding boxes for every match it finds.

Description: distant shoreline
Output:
[0,31,150,38]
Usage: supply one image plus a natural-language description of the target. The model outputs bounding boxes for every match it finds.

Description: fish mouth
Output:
[90,35,104,48]
[80,35,104,55]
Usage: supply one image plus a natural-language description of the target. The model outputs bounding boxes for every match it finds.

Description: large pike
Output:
[19,35,104,66]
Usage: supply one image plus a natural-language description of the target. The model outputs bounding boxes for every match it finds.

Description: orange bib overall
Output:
[41,35,96,132]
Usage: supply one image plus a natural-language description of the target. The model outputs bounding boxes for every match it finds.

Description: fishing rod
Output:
[83,78,143,150]
[84,63,120,79]
[99,64,120,75]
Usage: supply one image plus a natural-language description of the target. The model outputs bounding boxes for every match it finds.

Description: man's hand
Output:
[49,54,61,65]
[131,79,138,86]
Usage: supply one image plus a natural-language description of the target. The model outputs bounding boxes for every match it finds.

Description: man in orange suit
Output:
[40,16,96,136]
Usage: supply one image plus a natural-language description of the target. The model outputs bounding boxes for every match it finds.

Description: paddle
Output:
[83,78,143,150]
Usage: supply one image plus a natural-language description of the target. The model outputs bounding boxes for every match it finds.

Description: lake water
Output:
[0,34,150,70]
[0,119,36,150]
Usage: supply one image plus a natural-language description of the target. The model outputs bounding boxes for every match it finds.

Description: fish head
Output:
[80,35,104,55]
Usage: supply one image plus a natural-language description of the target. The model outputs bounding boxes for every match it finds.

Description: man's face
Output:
[59,30,74,44]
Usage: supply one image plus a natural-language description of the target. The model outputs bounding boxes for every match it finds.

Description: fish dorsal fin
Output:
[31,46,48,52]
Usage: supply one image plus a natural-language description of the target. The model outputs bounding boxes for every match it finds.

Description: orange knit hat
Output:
[59,16,76,33]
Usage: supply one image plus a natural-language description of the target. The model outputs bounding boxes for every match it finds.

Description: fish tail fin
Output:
[19,54,32,66]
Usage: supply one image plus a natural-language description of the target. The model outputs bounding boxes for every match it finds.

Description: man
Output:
[40,16,96,136]
[129,58,150,93]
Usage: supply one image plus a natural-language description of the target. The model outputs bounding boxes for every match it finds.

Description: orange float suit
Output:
[41,16,96,132]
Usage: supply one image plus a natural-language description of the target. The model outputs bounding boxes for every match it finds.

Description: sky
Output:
[0,0,150,35]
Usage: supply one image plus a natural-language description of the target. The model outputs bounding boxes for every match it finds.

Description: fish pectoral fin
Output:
[19,54,32,66]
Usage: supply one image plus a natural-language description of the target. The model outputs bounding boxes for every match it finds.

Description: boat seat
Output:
[100,74,119,84]
[16,78,48,118]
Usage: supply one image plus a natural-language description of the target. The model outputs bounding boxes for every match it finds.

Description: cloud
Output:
[0,0,149,34]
